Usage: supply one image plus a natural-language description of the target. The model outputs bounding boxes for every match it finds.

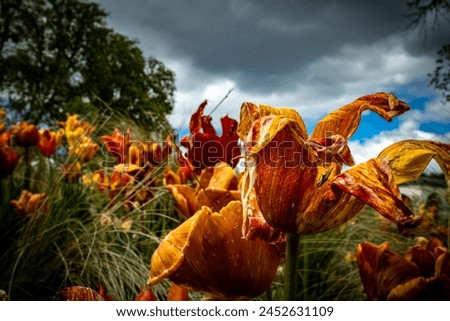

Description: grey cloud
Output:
[95,0,449,95]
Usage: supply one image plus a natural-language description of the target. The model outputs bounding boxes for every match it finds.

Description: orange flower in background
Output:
[37,129,61,157]
[356,238,450,300]
[0,132,10,146]
[148,201,282,300]
[136,283,189,301]
[60,283,115,301]
[11,190,47,219]
[0,108,6,132]
[69,135,99,162]
[62,161,82,183]
[180,100,240,170]
[0,145,19,178]
[101,128,130,164]
[9,121,39,147]
[238,93,427,235]
[166,162,240,218]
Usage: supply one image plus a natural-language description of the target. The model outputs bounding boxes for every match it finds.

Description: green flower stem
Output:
[23,147,31,190]
[284,232,300,301]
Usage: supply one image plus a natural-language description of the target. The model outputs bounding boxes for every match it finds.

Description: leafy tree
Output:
[0,0,175,131]
[406,0,450,102]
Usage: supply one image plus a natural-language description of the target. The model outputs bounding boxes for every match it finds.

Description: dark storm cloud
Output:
[95,0,448,93]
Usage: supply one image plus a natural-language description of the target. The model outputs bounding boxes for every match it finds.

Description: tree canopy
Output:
[407,0,450,102]
[0,0,175,131]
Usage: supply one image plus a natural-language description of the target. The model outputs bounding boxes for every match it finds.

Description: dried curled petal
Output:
[148,201,282,300]
[333,158,422,234]
[60,286,104,301]
[311,92,410,140]
[238,102,308,141]
[181,101,240,169]
[378,140,450,185]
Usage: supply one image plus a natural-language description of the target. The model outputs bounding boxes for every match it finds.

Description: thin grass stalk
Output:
[284,232,300,301]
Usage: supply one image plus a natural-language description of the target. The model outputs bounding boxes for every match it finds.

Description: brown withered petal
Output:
[60,286,104,301]
[435,252,450,278]
[135,287,157,301]
[333,158,422,234]
[198,162,238,190]
[405,246,436,278]
[148,201,282,300]
[356,242,421,300]
[378,140,450,185]
[356,242,383,300]
[307,135,355,166]
[376,246,422,297]
[241,183,283,243]
[245,116,316,233]
[387,276,450,300]
[311,92,410,140]
[237,102,308,141]
[166,283,189,301]
[166,184,199,218]
[422,237,445,256]
[197,188,240,213]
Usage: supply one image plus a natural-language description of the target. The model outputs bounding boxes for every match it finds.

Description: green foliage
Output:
[0,0,175,131]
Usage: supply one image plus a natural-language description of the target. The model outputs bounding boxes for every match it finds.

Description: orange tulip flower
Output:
[356,237,450,300]
[238,92,425,235]
[9,121,39,147]
[37,129,59,157]
[0,145,19,178]
[166,162,240,218]
[11,190,47,219]
[136,283,189,301]
[101,128,130,164]
[148,201,282,300]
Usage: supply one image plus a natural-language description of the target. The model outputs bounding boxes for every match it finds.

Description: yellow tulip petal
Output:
[311,92,410,140]
[148,201,281,300]
[378,139,450,185]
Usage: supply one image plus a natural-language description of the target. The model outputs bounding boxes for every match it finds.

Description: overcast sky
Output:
[95,0,449,169]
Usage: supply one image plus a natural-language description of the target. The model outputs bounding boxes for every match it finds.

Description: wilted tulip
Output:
[238,93,427,235]
[9,121,39,147]
[11,190,47,219]
[166,162,240,218]
[0,145,19,178]
[136,283,188,301]
[356,238,450,300]
[180,100,240,170]
[60,283,114,301]
[148,201,282,300]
